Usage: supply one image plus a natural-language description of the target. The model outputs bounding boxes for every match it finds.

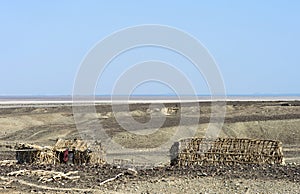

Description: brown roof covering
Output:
[53,139,88,152]
[15,143,52,151]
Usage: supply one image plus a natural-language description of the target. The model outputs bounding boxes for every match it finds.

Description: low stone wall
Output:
[170,138,284,166]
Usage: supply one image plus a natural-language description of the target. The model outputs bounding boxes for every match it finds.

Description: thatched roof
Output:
[15,143,52,151]
[53,139,88,152]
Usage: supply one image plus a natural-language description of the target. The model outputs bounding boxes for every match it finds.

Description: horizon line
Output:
[0,94,300,98]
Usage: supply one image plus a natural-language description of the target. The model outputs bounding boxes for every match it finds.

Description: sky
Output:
[0,1,299,96]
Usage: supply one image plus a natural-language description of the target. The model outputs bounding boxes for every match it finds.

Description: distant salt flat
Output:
[0,99,201,108]
[0,96,299,108]
[225,96,300,101]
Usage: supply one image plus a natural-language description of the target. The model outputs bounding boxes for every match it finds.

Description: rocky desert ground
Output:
[0,100,299,193]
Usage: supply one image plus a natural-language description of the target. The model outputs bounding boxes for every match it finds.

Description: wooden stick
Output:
[7,170,29,177]
[0,176,95,192]
[99,173,124,185]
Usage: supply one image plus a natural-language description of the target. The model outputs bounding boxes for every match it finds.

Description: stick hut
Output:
[170,138,284,166]
[15,143,57,164]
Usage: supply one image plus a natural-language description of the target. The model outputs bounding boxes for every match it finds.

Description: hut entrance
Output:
[56,149,74,164]
[53,139,91,165]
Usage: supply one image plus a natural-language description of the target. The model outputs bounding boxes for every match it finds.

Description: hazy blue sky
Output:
[0,1,299,96]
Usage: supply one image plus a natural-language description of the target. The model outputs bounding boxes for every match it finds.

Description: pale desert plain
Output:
[0,99,299,193]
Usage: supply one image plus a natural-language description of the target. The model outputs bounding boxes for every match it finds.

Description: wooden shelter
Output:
[170,138,284,166]
[15,143,56,164]
[15,139,106,165]
[53,139,92,165]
